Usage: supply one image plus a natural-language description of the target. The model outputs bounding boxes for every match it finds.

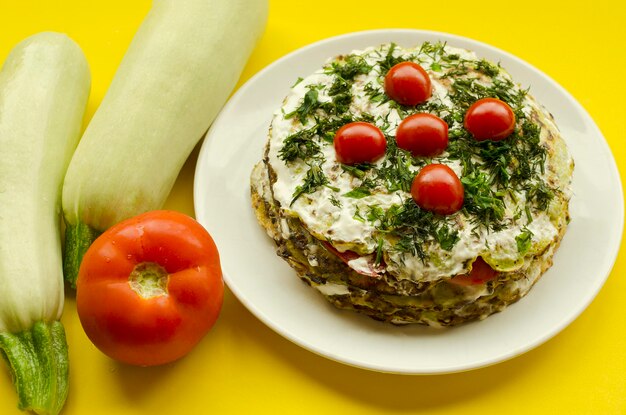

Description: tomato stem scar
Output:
[129,262,169,298]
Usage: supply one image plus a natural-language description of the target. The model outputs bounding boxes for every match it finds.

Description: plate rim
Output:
[193,29,624,374]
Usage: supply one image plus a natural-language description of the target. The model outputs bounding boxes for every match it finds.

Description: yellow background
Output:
[1,0,625,414]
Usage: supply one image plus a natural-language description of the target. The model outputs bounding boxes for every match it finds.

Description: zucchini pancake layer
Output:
[251,42,573,327]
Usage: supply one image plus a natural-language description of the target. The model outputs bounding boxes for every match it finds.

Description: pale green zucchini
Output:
[62,0,268,286]
[0,33,90,414]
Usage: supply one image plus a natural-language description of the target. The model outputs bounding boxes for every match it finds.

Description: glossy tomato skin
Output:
[411,164,464,215]
[333,122,387,165]
[449,257,498,286]
[396,113,449,157]
[464,97,516,141]
[76,210,223,366]
[384,62,432,106]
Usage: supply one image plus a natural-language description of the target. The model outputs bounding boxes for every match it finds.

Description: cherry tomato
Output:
[76,210,223,366]
[464,97,516,141]
[384,61,432,106]
[333,122,387,165]
[411,164,464,215]
[449,257,498,286]
[321,241,384,277]
[396,113,449,157]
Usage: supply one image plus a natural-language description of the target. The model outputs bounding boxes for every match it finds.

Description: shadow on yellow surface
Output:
[110,361,178,404]
[223,288,557,412]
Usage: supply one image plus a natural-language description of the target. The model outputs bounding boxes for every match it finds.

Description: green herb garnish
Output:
[278,127,321,162]
[461,170,506,231]
[377,43,408,74]
[516,228,534,254]
[285,86,322,125]
[326,54,372,80]
[475,59,500,77]
[329,193,342,208]
[375,136,420,193]
[367,200,460,260]
[344,188,372,199]
[526,182,556,211]
[374,237,384,266]
[290,162,338,206]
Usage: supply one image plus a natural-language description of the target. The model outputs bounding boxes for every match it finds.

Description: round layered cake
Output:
[251,42,573,326]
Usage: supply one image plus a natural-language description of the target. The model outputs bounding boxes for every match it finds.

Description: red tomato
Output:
[464,97,516,141]
[384,62,432,106]
[321,241,385,278]
[76,210,223,366]
[411,164,464,215]
[449,257,498,286]
[334,122,387,165]
[396,113,449,157]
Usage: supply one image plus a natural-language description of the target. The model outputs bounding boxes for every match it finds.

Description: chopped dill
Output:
[525,182,556,211]
[416,41,448,71]
[329,193,342,208]
[326,54,372,80]
[284,86,322,125]
[290,162,338,206]
[391,200,459,260]
[328,76,349,96]
[377,43,408,74]
[450,77,528,117]
[446,116,548,204]
[364,200,460,259]
[436,225,460,251]
[375,136,423,193]
[363,82,387,103]
[461,170,506,231]
[278,127,321,162]
[475,59,500,77]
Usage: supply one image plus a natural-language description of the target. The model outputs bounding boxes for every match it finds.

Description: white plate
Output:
[194,29,623,374]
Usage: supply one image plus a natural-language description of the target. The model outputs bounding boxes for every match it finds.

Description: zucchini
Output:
[0,33,90,414]
[62,0,268,286]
